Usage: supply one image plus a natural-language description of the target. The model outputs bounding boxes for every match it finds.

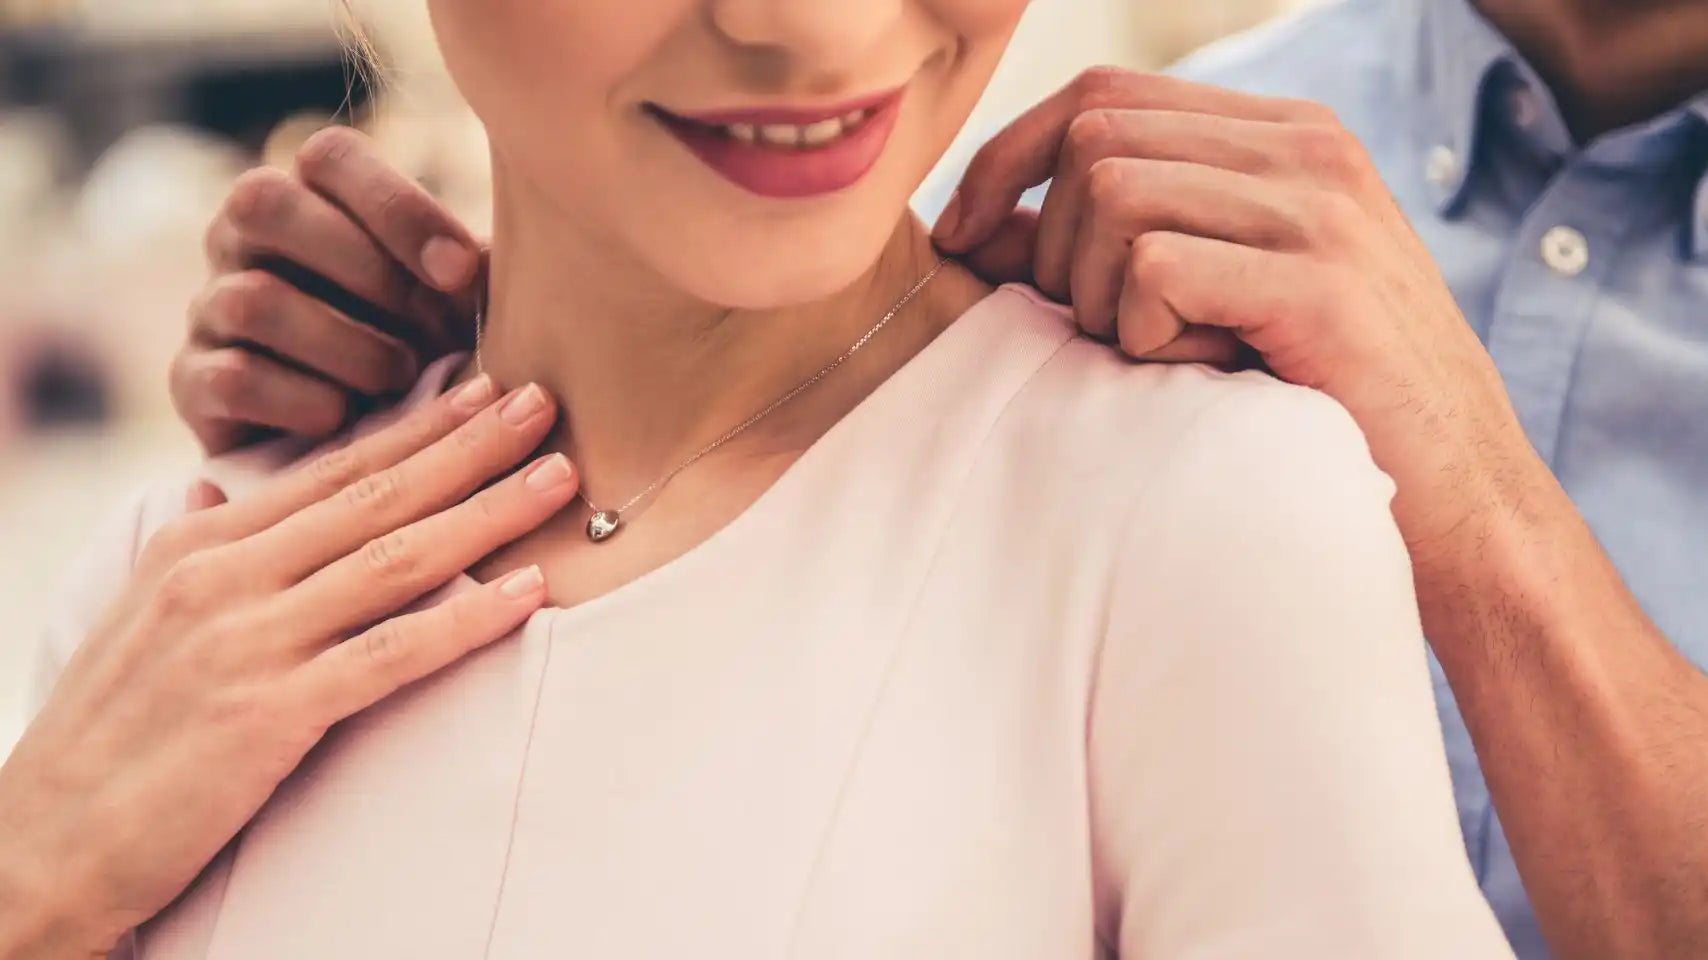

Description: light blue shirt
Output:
[924,1,1708,956]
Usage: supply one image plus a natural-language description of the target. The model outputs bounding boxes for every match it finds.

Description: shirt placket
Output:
[1482,169,1637,468]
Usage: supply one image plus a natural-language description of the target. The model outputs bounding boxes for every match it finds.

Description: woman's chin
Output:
[642,221,911,312]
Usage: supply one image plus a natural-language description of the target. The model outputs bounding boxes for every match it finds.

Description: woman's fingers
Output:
[213,374,500,542]
[282,451,578,640]
[246,383,559,579]
[190,270,419,396]
[291,564,548,729]
[1064,159,1307,338]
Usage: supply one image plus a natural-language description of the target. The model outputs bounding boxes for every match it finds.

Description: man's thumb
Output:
[950,208,1041,287]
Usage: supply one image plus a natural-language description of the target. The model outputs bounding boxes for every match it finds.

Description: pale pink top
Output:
[37,286,1513,958]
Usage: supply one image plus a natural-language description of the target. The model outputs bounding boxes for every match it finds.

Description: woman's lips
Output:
[650,89,905,200]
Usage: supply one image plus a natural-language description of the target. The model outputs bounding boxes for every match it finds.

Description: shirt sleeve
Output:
[28,489,155,715]
[1088,383,1513,958]
[26,485,192,960]
[29,473,220,716]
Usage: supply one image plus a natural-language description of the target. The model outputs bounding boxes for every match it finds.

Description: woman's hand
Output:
[174,126,485,454]
[0,377,577,957]
[933,68,1549,573]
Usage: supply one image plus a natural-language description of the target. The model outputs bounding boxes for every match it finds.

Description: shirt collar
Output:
[1694,162,1708,263]
[1394,0,1708,260]
[1392,0,1514,213]
[1693,100,1708,261]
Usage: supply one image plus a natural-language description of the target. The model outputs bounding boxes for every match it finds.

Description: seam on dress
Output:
[781,332,1075,957]
[1082,384,1291,955]
[481,614,559,959]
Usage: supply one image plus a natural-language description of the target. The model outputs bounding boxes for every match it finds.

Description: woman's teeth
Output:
[725,110,871,149]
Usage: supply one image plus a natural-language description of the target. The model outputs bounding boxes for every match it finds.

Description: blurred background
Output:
[0,0,1318,747]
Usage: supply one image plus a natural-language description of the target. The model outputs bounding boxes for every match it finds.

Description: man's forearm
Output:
[1418,471,1708,960]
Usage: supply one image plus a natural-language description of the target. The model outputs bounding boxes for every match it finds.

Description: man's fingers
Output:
[294,127,482,295]
[1134,325,1250,367]
[292,564,548,726]
[952,208,1040,286]
[169,346,349,441]
[1065,159,1307,336]
[209,167,448,341]
[936,69,1319,252]
[282,450,578,640]
[191,270,419,397]
[1114,230,1322,365]
[1036,110,1293,292]
[246,383,560,581]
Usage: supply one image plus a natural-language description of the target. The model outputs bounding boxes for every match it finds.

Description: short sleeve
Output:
[1088,385,1513,958]
[27,428,314,716]
[26,485,194,960]
[28,485,188,715]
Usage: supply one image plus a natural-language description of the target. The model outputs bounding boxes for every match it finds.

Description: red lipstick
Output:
[649,87,905,199]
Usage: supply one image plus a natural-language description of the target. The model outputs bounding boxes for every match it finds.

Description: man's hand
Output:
[173,126,485,454]
[934,68,1551,570]
[939,68,1708,960]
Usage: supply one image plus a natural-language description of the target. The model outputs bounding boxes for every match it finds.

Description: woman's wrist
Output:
[0,850,98,960]
[0,777,113,960]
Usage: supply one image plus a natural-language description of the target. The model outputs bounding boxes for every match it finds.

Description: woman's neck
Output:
[470,176,979,509]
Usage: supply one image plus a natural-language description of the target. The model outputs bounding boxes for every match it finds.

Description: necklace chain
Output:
[474,257,949,539]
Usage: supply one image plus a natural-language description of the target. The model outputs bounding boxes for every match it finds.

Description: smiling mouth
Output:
[648,105,880,151]
[643,89,907,199]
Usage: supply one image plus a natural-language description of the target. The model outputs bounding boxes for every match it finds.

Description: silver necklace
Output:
[474,257,949,542]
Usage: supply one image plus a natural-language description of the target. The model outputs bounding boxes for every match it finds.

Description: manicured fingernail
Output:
[932,190,963,243]
[422,236,477,291]
[500,384,547,425]
[524,453,574,492]
[500,565,544,599]
[449,373,494,410]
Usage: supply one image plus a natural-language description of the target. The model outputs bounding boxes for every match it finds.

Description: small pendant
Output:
[586,510,622,542]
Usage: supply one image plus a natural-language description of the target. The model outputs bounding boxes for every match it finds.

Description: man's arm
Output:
[1423,468,1708,959]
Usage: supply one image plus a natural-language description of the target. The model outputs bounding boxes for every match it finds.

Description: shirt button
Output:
[1509,86,1540,128]
[1425,145,1459,186]
[1540,225,1590,277]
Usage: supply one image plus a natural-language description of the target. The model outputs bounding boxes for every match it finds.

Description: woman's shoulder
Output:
[970,284,1386,516]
